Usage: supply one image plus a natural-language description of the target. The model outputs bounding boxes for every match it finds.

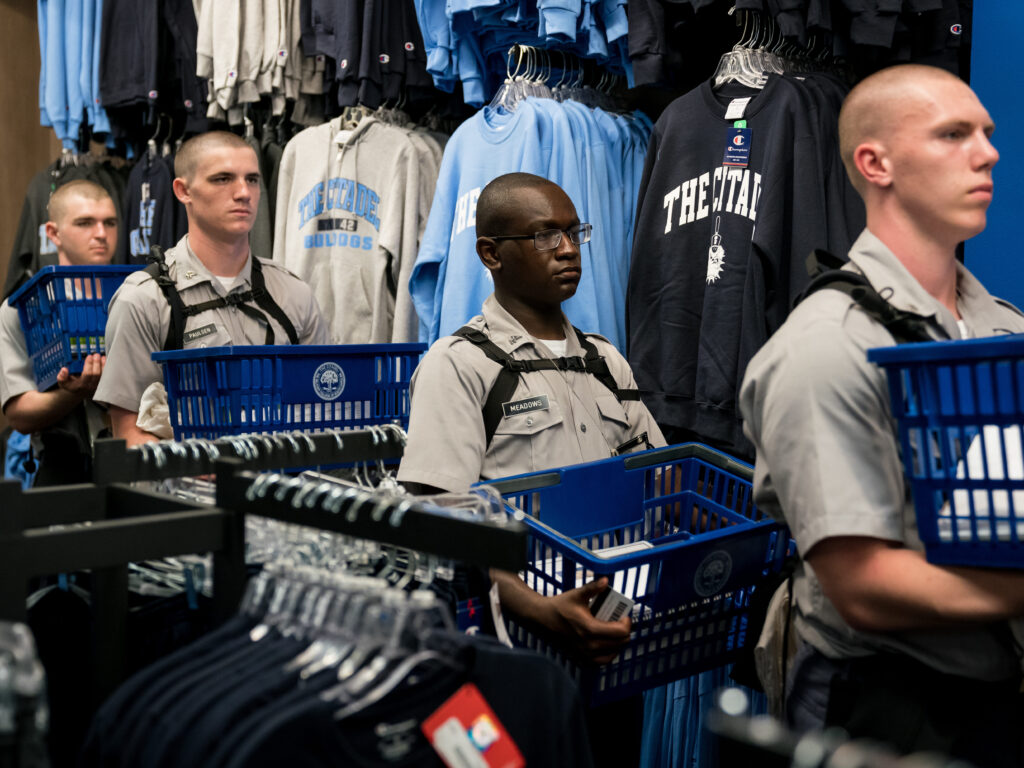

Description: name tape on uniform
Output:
[501,394,550,419]
[184,323,218,343]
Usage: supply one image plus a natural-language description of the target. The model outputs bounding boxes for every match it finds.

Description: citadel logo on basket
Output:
[313,362,345,401]
[693,550,732,597]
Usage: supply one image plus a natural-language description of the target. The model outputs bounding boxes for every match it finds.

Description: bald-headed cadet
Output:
[740,64,1024,765]
[0,180,118,485]
[399,172,666,666]
[95,131,329,446]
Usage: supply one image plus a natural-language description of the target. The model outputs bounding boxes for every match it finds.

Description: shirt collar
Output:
[847,229,1002,339]
[480,294,579,356]
[172,236,253,295]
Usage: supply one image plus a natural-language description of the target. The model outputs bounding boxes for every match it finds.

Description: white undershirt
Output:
[213,274,237,292]
[957,319,971,339]
[534,337,568,356]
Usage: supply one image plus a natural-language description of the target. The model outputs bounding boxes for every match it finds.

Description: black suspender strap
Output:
[249,257,300,345]
[145,246,189,352]
[798,249,934,346]
[453,327,521,448]
[453,324,643,448]
[571,328,641,401]
[145,246,300,350]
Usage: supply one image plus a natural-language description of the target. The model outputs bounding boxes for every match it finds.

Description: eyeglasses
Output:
[488,223,592,251]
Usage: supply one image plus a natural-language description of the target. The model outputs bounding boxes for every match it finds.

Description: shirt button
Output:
[580,424,587,433]
[526,417,533,426]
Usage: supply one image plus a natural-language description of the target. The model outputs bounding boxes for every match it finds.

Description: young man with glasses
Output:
[399,173,664,667]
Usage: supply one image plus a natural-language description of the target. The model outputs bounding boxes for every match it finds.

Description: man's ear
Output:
[172,177,190,205]
[44,221,60,250]
[476,237,501,272]
[853,141,893,190]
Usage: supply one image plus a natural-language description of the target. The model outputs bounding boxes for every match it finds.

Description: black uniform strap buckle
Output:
[222,291,249,307]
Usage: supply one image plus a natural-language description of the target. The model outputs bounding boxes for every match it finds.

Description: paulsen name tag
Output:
[502,394,550,419]
[184,323,218,344]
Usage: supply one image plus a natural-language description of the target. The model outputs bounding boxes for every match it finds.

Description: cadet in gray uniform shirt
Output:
[95,131,329,446]
[739,65,1024,765]
[399,173,666,669]
[0,180,118,484]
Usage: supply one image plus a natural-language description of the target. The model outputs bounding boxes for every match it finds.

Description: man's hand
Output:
[545,577,632,665]
[491,570,632,665]
[55,353,105,399]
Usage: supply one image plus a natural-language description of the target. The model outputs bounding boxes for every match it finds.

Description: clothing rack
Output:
[91,426,407,485]
[213,460,529,573]
[1,430,528,701]
[706,688,964,768]
[0,480,246,705]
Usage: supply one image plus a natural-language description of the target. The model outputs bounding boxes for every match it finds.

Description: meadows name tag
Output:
[501,394,550,419]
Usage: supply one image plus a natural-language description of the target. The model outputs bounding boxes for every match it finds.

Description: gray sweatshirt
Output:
[272,116,440,343]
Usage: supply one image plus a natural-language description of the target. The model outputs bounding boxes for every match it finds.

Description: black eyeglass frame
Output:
[486,223,593,251]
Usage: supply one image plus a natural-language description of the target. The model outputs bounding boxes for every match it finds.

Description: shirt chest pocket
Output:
[594,394,631,429]
[181,321,233,349]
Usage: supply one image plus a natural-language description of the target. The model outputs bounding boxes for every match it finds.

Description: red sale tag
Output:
[421,683,525,768]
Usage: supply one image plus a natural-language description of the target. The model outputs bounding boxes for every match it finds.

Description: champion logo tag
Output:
[340,59,348,68]
[379,53,391,63]
[732,134,745,146]
[148,90,158,99]
[950,23,962,34]
[404,42,415,51]
[313,362,346,401]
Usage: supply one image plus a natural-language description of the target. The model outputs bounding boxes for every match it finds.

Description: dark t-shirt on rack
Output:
[628,75,842,458]
[217,635,594,768]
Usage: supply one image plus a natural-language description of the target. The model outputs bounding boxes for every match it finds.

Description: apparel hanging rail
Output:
[91,424,408,485]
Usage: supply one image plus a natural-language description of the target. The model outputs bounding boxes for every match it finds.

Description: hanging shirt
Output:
[628,75,841,458]
[410,97,606,347]
[117,154,181,264]
[272,116,438,343]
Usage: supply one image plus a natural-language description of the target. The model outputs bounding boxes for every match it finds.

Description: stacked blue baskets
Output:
[486,443,790,706]
[9,265,143,390]
[870,333,1024,568]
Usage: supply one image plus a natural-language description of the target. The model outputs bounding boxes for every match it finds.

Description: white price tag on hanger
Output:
[724,97,751,120]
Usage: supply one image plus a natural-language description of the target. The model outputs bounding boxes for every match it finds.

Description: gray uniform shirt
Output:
[0,300,38,411]
[740,229,1024,681]
[397,294,666,493]
[0,299,106,440]
[94,235,329,413]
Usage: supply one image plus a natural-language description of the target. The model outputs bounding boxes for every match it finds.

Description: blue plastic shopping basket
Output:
[870,333,1024,568]
[152,343,425,440]
[485,443,790,706]
[8,265,143,390]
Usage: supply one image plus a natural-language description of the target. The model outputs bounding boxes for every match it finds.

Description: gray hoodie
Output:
[272,116,440,343]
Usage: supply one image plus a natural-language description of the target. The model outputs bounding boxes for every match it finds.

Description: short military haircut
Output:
[47,179,113,223]
[476,172,561,238]
[174,130,254,181]
[838,64,965,194]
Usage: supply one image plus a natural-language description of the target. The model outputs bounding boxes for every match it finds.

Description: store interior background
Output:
[0,0,1021,435]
